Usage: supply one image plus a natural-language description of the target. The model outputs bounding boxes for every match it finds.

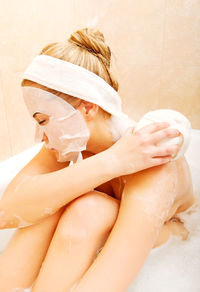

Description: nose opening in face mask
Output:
[41,132,49,143]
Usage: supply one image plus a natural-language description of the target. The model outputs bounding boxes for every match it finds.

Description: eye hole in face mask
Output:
[33,112,50,126]
[39,120,47,125]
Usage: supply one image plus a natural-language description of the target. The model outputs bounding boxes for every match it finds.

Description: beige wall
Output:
[0,0,200,162]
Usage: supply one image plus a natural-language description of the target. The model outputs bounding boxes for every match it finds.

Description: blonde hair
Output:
[21,27,119,118]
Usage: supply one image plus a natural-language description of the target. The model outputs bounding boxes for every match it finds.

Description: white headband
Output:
[23,54,125,118]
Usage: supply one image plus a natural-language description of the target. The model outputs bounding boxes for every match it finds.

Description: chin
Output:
[55,151,59,159]
[49,148,59,159]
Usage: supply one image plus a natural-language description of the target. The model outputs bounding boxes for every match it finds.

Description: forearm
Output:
[0,149,118,227]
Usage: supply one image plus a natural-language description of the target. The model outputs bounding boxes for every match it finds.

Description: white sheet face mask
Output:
[22,86,90,163]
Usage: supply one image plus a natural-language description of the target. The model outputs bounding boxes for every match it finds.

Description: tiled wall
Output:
[0,0,200,162]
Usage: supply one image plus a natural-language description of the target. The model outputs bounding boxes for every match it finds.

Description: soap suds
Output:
[107,114,136,142]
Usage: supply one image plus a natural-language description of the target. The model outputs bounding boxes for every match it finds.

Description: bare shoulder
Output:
[122,156,194,214]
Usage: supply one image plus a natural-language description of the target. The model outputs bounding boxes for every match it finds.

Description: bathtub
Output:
[0,142,44,252]
[0,129,200,289]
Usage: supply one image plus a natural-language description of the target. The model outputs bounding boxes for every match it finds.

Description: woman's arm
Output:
[0,148,116,228]
[0,123,179,228]
[72,161,180,292]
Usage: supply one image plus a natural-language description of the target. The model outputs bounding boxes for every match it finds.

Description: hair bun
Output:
[68,27,111,67]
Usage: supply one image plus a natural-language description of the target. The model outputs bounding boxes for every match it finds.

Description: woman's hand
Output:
[107,122,181,176]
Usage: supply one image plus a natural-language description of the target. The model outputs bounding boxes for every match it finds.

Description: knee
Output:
[70,191,120,232]
[55,191,120,242]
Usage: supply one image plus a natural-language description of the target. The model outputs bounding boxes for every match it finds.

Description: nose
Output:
[41,132,49,143]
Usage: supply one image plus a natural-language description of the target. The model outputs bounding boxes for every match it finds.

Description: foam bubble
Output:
[9,287,32,292]
[44,207,54,215]
[127,197,200,292]
[13,214,33,228]
[107,114,136,142]
[132,163,178,233]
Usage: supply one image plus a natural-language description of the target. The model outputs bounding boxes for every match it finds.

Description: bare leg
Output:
[71,160,194,292]
[32,191,119,292]
[0,207,65,292]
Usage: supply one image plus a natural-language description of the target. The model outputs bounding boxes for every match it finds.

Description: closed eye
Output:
[33,113,50,125]
[39,120,46,125]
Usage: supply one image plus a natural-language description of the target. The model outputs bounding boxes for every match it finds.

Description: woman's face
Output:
[33,112,60,158]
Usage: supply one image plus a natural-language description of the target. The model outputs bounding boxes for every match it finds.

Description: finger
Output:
[152,144,180,157]
[151,128,180,144]
[151,155,172,166]
[138,122,170,134]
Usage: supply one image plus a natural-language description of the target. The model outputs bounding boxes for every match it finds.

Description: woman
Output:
[0,28,194,292]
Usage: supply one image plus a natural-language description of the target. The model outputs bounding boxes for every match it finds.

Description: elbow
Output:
[0,203,10,229]
[0,201,20,229]
[0,199,38,229]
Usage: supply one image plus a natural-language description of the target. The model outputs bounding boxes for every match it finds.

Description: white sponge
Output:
[134,109,191,160]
